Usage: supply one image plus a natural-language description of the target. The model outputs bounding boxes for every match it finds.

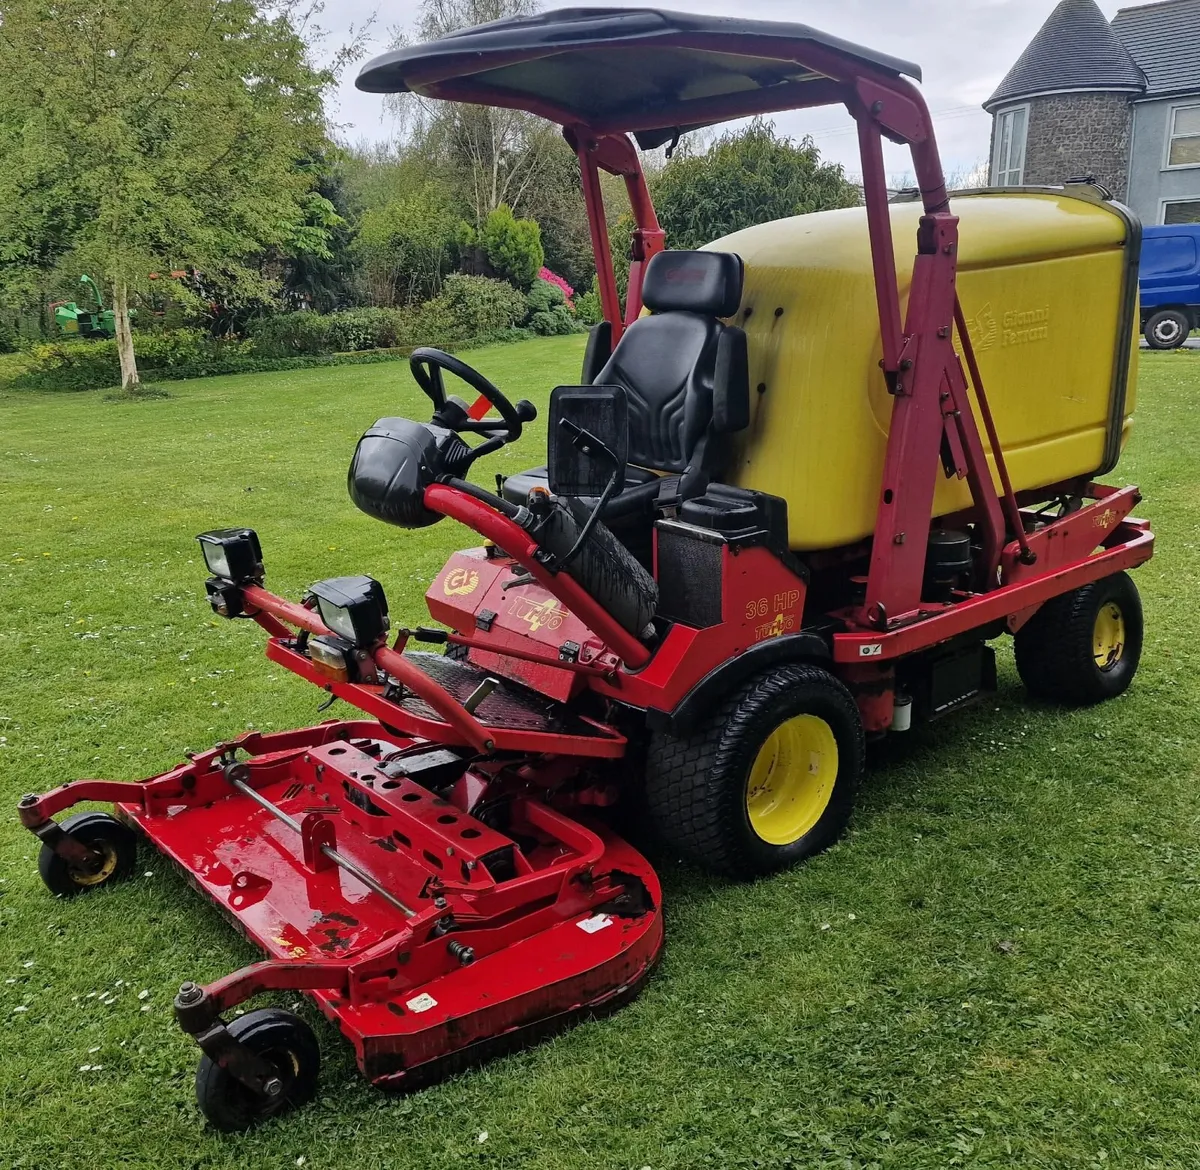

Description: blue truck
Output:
[1140,223,1200,349]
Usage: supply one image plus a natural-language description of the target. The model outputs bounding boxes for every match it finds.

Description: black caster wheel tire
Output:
[646,664,865,880]
[195,1009,321,1132]
[444,641,470,662]
[37,812,138,897]
[1014,570,1143,705]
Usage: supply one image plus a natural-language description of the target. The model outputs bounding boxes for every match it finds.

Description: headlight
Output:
[308,576,389,647]
[196,528,263,583]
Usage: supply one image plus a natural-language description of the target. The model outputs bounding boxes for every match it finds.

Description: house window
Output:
[992,106,1028,186]
[1163,200,1200,225]
[1167,104,1200,168]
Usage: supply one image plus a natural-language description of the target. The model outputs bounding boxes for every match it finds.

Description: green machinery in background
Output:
[50,275,134,339]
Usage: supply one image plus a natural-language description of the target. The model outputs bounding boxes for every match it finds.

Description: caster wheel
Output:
[37,812,137,897]
[195,1009,321,1132]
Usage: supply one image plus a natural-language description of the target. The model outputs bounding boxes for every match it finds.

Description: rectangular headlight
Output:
[308,575,389,647]
[196,528,263,583]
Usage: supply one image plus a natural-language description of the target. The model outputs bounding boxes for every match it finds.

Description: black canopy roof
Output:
[357,7,921,142]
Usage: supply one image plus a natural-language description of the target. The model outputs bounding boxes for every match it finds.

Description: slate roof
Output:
[1111,0,1200,98]
[984,0,1145,111]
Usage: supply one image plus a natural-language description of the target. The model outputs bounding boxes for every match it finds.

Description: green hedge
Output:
[248,307,408,357]
[9,329,253,392]
[9,275,538,393]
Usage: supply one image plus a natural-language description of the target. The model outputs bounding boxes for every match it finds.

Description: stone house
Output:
[984,0,1200,225]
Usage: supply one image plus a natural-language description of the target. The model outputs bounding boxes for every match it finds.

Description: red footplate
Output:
[108,722,661,1087]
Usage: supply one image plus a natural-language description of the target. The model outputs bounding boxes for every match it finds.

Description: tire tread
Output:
[645,664,863,878]
[1014,571,1142,705]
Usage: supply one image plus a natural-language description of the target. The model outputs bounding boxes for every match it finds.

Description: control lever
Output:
[555,419,623,569]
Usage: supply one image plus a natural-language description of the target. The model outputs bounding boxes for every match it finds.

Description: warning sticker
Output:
[858,643,883,657]
[576,913,613,934]
[405,992,438,1013]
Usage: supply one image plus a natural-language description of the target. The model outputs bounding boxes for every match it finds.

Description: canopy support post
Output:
[575,139,624,341]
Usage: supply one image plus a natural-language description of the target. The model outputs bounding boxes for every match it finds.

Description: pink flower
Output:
[538,267,575,309]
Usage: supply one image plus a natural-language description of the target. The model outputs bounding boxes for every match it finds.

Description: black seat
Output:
[502,250,749,528]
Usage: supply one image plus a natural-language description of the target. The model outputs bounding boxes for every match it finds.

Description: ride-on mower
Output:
[19,8,1154,1131]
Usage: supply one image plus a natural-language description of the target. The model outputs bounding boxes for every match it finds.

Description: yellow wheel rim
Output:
[745,714,838,846]
[67,842,118,888]
[1093,602,1126,671]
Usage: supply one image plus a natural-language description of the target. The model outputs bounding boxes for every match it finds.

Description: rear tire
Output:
[645,665,864,879]
[1014,571,1143,704]
[1144,309,1190,350]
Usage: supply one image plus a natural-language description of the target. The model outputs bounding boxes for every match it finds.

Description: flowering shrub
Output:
[537,266,575,310]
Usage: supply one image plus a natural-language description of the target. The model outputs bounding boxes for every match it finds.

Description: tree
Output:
[278,154,358,314]
[651,119,860,250]
[0,1,336,388]
[477,204,543,289]
[355,187,460,305]
[388,0,565,229]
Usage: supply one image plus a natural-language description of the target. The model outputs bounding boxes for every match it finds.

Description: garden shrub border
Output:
[2,330,555,393]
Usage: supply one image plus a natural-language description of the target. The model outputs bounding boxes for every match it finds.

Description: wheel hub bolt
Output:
[263,1077,283,1097]
[176,981,203,1006]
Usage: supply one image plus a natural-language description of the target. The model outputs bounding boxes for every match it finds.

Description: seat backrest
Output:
[593,251,748,478]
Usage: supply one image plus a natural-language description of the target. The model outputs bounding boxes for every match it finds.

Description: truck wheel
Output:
[1014,571,1143,705]
[1144,309,1190,350]
[645,665,864,879]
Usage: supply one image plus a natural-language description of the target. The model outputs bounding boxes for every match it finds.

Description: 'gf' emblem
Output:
[443,567,480,596]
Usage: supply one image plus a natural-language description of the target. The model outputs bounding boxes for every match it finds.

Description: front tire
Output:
[1014,571,1143,704]
[1144,309,1190,350]
[645,665,865,879]
[37,812,137,897]
[195,1009,320,1132]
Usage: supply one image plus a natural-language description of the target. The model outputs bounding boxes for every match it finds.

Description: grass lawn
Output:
[1,338,1199,1169]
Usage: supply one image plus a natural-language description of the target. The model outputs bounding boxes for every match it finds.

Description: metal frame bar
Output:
[223,764,416,917]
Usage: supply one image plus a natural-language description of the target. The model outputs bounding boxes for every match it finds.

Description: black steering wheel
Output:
[409,347,534,445]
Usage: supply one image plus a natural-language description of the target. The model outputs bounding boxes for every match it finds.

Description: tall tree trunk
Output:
[113,278,139,389]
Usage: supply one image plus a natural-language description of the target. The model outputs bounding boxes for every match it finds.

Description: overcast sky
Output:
[322,0,1125,182]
